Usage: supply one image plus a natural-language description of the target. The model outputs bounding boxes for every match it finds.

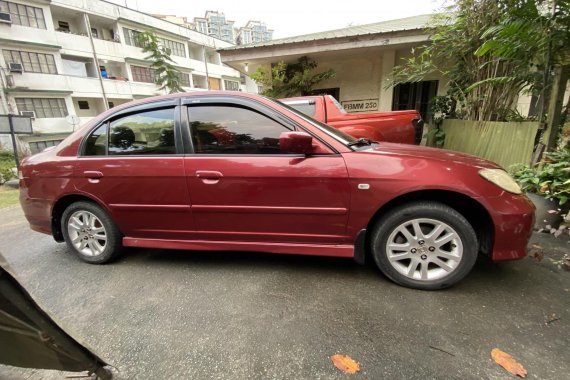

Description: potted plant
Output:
[512,147,570,232]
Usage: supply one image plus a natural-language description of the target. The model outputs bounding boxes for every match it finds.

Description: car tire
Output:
[61,201,123,264]
[371,201,478,290]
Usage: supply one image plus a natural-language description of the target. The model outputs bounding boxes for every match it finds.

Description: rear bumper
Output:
[19,180,53,236]
[484,193,535,261]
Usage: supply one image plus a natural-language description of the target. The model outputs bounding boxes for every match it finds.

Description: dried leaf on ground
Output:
[331,354,360,374]
[528,244,544,262]
[491,348,527,378]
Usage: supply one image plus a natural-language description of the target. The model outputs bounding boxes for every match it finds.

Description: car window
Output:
[84,123,108,156]
[188,105,293,154]
[108,108,176,155]
[285,101,316,117]
[328,96,347,114]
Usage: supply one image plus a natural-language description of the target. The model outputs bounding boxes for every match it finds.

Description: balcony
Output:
[0,24,59,49]
[56,32,92,57]
[102,78,135,98]
[128,81,161,98]
[8,73,70,93]
[93,38,124,60]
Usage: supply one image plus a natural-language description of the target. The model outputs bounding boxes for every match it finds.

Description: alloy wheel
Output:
[67,210,108,257]
[385,218,463,281]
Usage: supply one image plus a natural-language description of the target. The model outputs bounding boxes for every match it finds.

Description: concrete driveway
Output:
[0,205,568,379]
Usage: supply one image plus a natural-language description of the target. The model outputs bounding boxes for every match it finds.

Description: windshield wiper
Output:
[347,138,373,147]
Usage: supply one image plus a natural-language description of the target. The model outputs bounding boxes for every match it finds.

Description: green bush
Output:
[511,147,570,205]
[0,150,16,184]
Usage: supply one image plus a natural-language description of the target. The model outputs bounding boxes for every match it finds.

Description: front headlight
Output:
[479,168,522,194]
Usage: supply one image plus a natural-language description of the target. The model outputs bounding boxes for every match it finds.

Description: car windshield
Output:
[271,99,358,146]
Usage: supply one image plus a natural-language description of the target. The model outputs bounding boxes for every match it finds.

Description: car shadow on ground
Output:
[107,247,529,292]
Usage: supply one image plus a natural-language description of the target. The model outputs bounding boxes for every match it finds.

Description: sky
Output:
[107,0,448,39]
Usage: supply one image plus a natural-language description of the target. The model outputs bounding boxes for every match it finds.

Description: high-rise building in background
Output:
[155,11,274,45]
[236,21,274,45]
[193,11,235,44]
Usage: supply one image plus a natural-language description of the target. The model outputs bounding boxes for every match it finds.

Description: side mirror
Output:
[279,131,313,155]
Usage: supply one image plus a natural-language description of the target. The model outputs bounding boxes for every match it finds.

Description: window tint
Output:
[108,109,176,155]
[188,106,292,154]
[84,123,108,156]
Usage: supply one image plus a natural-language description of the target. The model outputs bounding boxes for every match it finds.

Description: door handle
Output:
[196,170,222,184]
[84,171,103,179]
[196,170,222,179]
[83,171,103,181]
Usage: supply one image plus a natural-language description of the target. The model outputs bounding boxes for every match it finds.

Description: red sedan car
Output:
[19,92,534,290]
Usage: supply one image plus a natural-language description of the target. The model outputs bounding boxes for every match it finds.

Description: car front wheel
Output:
[371,201,478,290]
[61,201,123,264]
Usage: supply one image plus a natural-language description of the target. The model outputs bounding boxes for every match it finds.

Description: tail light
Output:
[412,118,424,145]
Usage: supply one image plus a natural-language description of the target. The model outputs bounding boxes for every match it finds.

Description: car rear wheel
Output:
[371,201,478,290]
[61,201,123,264]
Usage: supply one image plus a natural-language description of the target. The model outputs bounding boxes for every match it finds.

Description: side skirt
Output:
[123,237,355,258]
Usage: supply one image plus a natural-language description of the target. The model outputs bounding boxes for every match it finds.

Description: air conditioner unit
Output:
[20,111,36,119]
[9,63,23,73]
[0,12,12,24]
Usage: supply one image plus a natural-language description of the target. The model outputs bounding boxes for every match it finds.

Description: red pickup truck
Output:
[281,95,424,145]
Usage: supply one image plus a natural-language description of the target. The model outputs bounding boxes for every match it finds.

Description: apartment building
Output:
[193,11,234,44]
[236,21,273,45]
[0,0,246,153]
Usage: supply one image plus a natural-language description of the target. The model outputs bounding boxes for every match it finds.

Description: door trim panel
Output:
[191,205,347,215]
[109,204,191,212]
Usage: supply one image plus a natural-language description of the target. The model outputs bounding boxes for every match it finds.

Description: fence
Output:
[441,119,540,169]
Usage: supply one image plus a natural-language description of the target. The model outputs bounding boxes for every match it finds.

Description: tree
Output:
[251,56,336,98]
[474,0,570,154]
[390,0,569,123]
[137,30,184,94]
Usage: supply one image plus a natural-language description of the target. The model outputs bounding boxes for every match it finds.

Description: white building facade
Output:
[0,0,246,153]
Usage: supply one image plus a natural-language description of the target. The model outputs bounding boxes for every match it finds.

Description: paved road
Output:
[0,205,569,379]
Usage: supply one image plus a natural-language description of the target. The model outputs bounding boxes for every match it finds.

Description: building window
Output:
[392,81,439,121]
[131,66,156,83]
[90,27,99,38]
[123,28,146,48]
[29,139,63,154]
[16,98,68,118]
[78,100,90,110]
[123,28,186,57]
[0,1,46,29]
[2,50,57,74]
[177,72,190,87]
[160,39,186,57]
[224,80,240,91]
[57,20,70,32]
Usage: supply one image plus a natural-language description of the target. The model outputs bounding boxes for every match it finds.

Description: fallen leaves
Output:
[491,348,527,378]
[331,354,360,374]
[528,244,544,262]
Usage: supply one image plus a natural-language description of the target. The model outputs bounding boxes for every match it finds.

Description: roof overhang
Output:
[219,29,429,72]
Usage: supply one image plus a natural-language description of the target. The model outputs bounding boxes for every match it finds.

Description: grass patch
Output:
[0,186,20,209]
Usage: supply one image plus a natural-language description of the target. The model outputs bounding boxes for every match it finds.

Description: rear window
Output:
[283,101,316,117]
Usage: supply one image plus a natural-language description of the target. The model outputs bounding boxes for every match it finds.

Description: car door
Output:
[73,103,194,240]
[182,96,351,245]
